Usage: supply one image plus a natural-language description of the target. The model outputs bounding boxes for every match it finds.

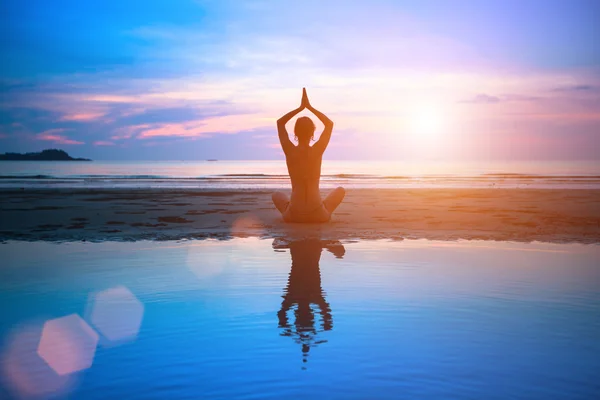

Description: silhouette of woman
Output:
[274,238,345,364]
[272,88,345,222]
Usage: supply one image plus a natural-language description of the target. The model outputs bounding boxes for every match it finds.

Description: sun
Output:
[407,102,446,140]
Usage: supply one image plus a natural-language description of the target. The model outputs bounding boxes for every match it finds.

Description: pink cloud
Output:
[93,140,115,146]
[111,124,152,140]
[60,112,106,122]
[136,115,270,139]
[118,107,147,118]
[135,123,206,139]
[0,133,8,139]
[84,95,140,103]
[37,129,84,145]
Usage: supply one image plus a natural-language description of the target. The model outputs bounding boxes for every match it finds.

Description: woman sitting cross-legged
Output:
[272,88,345,223]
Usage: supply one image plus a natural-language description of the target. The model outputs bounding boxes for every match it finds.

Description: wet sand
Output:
[0,188,599,243]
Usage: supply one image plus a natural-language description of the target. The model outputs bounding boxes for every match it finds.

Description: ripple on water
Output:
[0,239,598,399]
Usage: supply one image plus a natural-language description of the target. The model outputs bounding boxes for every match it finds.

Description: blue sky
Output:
[1,0,599,160]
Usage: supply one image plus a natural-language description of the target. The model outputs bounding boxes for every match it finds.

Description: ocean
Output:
[1,160,599,189]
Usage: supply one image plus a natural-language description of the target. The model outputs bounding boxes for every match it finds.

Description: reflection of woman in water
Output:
[272,88,345,222]
[274,238,345,364]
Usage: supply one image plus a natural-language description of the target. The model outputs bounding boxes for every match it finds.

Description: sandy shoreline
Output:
[1,188,599,243]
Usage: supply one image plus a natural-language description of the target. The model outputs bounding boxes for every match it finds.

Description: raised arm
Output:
[305,90,334,153]
[277,105,303,154]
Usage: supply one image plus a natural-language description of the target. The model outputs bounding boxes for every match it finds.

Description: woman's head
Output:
[294,116,316,144]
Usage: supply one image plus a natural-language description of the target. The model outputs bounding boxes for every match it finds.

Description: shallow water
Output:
[0,239,599,399]
[1,160,599,189]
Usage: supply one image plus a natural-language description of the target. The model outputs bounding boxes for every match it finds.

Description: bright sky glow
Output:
[1,0,599,160]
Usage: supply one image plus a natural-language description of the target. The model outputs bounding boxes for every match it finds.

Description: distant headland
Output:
[0,149,91,161]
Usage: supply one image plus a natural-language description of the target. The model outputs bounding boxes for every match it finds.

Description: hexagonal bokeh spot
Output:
[2,322,76,398]
[230,214,264,238]
[37,314,99,376]
[89,285,144,343]
[186,244,226,284]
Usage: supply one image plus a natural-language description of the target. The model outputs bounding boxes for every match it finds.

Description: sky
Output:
[1,0,599,160]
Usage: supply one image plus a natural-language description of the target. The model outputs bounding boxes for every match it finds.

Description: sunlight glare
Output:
[408,102,446,140]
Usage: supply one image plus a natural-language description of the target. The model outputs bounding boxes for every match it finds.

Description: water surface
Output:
[1,160,599,189]
[1,239,599,399]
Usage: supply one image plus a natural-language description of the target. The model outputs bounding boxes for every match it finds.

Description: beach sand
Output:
[1,188,599,243]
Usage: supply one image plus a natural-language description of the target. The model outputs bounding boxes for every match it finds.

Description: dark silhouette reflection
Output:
[273,238,345,365]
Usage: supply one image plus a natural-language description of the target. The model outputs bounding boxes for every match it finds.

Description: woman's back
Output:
[286,145,324,214]
[271,88,345,222]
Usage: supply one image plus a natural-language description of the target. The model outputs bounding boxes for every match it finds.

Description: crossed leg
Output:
[272,192,290,214]
[272,187,345,221]
[323,187,345,214]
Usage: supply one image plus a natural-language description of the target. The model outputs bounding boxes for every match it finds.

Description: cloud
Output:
[83,95,141,103]
[59,112,106,122]
[502,94,542,102]
[36,128,67,136]
[1,1,600,160]
[459,94,502,104]
[135,114,271,139]
[459,93,543,104]
[117,105,246,125]
[551,84,595,92]
[36,129,84,145]
[110,124,152,140]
